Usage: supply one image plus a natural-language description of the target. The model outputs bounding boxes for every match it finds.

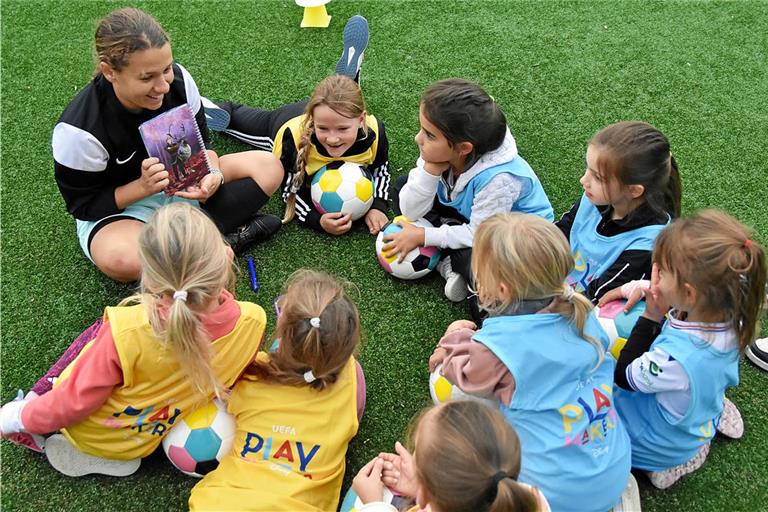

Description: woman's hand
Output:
[380,442,419,498]
[174,172,222,202]
[139,157,169,196]
[382,221,425,262]
[352,457,386,505]
[365,208,389,235]
[320,212,353,235]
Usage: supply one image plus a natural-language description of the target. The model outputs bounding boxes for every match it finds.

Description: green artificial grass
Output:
[2,1,767,510]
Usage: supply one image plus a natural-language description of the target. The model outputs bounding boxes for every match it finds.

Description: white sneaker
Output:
[611,473,641,512]
[45,434,140,477]
[436,257,468,302]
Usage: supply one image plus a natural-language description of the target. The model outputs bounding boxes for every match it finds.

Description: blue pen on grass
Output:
[247,256,259,292]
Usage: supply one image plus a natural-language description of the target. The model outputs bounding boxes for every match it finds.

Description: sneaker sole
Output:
[746,345,768,371]
[45,434,140,477]
[444,276,469,303]
[201,98,230,132]
[335,15,369,80]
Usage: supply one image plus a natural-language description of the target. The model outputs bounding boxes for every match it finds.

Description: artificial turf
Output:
[1,1,767,510]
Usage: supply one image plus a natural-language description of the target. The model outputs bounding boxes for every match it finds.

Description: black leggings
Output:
[218,100,308,149]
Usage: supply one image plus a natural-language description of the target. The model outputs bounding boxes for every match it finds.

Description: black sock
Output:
[202,178,271,233]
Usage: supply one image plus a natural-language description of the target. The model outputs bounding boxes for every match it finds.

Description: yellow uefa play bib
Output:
[188,355,359,511]
[272,114,380,175]
[56,302,266,460]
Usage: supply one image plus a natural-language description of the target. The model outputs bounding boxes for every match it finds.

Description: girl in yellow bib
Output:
[0,203,266,476]
[189,269,366,511]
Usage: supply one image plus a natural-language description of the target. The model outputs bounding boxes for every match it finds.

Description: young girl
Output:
[203,18,391,236]
[351,401,549,512]
[188,269,366,511]
[429,212,632,512]
[53,7,284,281]
[612,210,766,489]
[383,79,553,313]
[0,203,266,475]
[557,121,682,302]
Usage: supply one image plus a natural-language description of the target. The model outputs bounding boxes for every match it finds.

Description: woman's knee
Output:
[89,221,143,282]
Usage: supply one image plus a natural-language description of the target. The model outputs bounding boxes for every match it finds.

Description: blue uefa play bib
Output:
[475,313,631,512]
[437,156,553,222]
[567,193,667,292]
[614,323,739,471]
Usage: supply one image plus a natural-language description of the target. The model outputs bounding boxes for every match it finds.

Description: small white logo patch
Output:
[116,151,136,165]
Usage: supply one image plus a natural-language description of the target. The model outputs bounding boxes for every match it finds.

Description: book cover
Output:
[138,104,211,196]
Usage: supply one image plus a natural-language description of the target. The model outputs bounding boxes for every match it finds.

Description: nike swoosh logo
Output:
[116,151,136,165]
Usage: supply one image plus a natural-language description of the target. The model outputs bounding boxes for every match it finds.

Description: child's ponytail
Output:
[491,478,539,512]
[552,286,604,371]
[247,269,360,390]
[654,209,767,351]
[590,121,682,219]
[282,119,313,224]
[411,401,538,512]
[133,203,235,399]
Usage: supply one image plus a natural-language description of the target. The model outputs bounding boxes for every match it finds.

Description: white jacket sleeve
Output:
[399,159,441,220]
[423,173,524,249]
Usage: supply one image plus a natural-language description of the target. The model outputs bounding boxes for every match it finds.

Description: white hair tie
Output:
[562,286,574,301]
[173,290,188,302]
[303,370,316,383]
[309,317,321,328]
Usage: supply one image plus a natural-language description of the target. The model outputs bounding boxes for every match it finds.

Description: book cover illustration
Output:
[138,104,211,196]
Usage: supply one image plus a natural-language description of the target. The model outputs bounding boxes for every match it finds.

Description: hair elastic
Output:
[303,370,316,383]
[172,290,188,302]
[485,470,511,504]
[309,317,321,328]
[562,286,575,301]
[743,239,753,249]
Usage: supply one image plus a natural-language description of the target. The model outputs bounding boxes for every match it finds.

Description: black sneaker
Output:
[224,214,281,255]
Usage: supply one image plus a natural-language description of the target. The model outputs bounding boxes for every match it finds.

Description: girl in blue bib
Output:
[430,213,634,512]
[612,210,766,489]
[557,121,682,302]
[384,79,553,322]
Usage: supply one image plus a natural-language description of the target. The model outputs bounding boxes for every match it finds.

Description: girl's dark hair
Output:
[94,7,169,74]
[421,78,507,170]
[591,121,682,218]
[410,401,539,512]
[246,270,360,390]
[654,209,766,351]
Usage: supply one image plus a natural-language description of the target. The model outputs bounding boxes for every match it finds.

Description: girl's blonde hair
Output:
[94,7,169,75]
[410,401,538,512]
[247,269,360,390]
[283,75,367,223]
[654,209,766,351]
[472,212,603,368]
[121,203,235,399]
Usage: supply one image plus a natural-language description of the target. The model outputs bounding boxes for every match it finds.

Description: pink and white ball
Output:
[375,216,441,280]
[162,399,235,477]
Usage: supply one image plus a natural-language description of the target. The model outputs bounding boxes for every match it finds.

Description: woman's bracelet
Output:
[209,168,224,187]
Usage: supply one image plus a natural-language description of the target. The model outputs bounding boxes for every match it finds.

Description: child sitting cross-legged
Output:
[188,269,366,512]
[428,212,634,512]
[607,210,766,489]
[0,203,266,476]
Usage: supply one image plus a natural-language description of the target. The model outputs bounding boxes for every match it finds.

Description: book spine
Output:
[189,104,212,173]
